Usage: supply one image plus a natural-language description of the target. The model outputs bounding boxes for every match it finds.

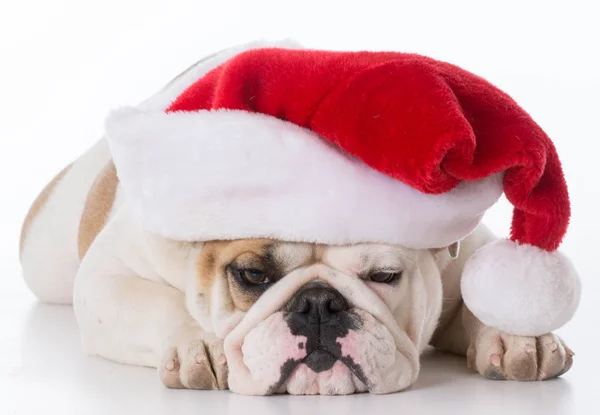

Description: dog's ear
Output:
[431,241,460,260]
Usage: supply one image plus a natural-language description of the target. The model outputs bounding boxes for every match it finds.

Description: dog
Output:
[19,48,574,395]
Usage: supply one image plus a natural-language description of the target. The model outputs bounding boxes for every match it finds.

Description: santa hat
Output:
[105,40,581,337]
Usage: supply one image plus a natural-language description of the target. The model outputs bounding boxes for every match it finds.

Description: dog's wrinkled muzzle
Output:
[223,265,420,395]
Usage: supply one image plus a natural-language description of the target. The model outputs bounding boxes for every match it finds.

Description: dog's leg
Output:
[430,225,574,381]
[433,304,574,381]
[73,209,228,390]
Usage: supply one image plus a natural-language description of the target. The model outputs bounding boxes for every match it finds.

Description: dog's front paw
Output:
[159,330,228,390]
[467,327,574,381]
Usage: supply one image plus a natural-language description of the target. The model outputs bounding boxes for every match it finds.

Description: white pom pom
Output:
[461,239,581,336]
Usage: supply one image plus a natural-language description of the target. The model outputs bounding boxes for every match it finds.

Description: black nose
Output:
[286,283,348,324]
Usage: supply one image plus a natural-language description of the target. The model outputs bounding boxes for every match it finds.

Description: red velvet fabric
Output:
[167,48,570,251]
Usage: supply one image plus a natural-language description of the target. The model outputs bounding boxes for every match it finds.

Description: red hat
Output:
[106,40,580,337]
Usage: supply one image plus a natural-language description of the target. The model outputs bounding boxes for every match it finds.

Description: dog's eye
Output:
[235,268,269,285]
[369,271,402,284]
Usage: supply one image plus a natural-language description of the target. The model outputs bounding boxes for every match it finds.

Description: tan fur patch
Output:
[196,242,222,296]
[77,161,119,259]
[19,163,72,256]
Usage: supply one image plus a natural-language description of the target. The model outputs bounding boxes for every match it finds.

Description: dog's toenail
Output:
[165,361,175,371]
[217,354,227,364]
[484,366,506,380]
[195,354,206,364]
[566,348,575,357]
[550,342,558,352]
[525,344,536,354]
[490,354,502,367]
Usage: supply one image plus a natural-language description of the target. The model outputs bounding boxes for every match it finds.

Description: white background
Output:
[1,1,599,414]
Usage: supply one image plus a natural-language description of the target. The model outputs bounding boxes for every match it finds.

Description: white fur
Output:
[21,138,111,303]
[105,107,503,249]
[73,204,202,366]
[283,361,367,395]
[461,239,582,336]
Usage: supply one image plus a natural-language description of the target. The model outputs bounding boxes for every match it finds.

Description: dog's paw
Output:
[159,330,228,390]
[467,327,574,381]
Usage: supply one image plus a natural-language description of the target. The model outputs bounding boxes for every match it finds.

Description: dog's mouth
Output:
[264,306,372,394]
[266,332,372,395]
[268,352,370,395]
[304,348,371,387]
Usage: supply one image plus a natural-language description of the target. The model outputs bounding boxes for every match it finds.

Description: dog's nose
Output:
[286,283,348,324]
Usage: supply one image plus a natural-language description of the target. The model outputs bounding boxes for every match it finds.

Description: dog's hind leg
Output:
[20,139,111,304]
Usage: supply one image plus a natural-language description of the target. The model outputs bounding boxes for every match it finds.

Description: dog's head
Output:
[187,239,454,395]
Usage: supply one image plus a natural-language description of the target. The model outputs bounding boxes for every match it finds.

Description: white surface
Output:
[0,295,597,415]
[1,0,600,414]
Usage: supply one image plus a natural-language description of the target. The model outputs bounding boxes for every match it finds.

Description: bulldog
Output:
[19,41,576,395]
[19,157,574,395]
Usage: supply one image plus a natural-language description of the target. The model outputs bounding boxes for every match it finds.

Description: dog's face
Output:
[187,240,446,395]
